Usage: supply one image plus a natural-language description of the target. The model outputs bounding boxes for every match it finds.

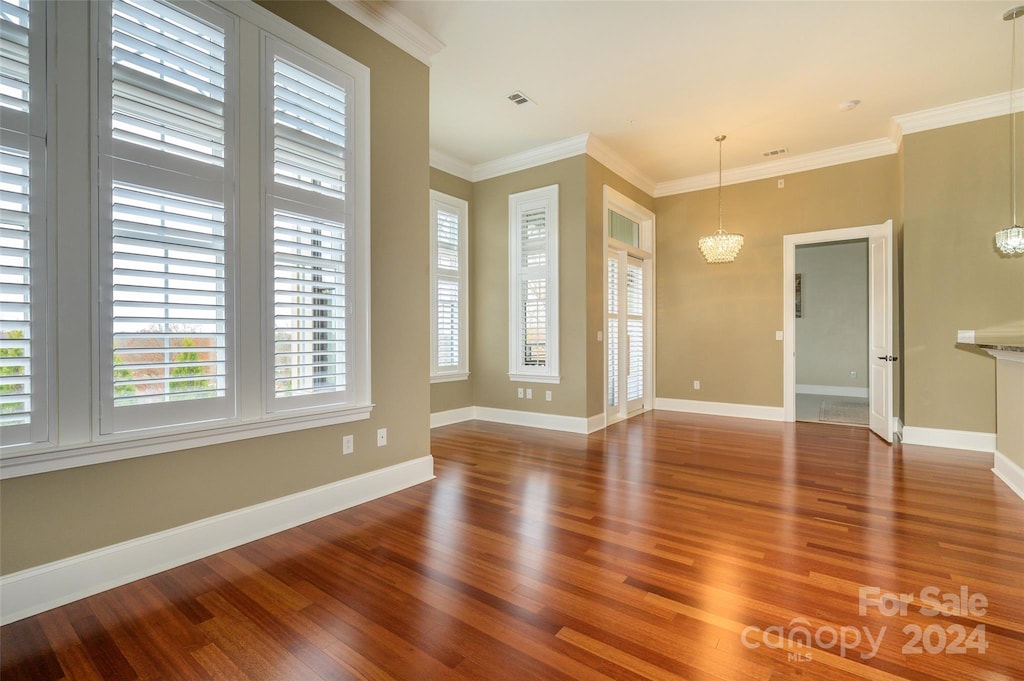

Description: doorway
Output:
[604,187,655,425]
[793,239,869,426]
[783,220,894,442]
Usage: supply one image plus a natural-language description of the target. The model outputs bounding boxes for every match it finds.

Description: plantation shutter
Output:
[100,0,235,433]
[508,185,559,382]
[626,260,643,401]
[520,206,548,367]
[0,0,46,444]
[267,43,354,409]
[435,207,460,369]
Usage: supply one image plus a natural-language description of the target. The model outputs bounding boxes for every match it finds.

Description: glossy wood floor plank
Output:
[3,411,1023,680]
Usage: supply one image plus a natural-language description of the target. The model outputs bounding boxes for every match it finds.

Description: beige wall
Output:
[795,240,869,389]
[654,155,900,407]
[584,157,656,416]
[903,115,1024,433]
[997,360,1024,470]
[0,1,431,574]
[429,168,475,413]
[471,156,589,417]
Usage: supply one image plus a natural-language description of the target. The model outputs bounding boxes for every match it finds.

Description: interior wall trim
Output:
[0,456,435,626]
[473,407,591,434]
[653,398,785,422]
[901,426,996,452]
[430,406,476,428]
[326,0,444,66]
[993,450,1024,503]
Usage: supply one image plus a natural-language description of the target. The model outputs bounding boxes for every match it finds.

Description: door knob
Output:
[876,355,898,362]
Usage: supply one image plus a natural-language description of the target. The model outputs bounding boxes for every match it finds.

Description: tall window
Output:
[98,0,236,434]
[265,38,368,412]
[0,0,47,445]
[508,185,559,383]
[430,190,468,382]
[0,0,372,476]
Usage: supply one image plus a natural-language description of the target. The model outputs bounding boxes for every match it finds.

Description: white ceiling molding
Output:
[585,136,656,196]
[471,134,589,182]
[327,0,444,66]
[654,138,898,197]
[892,88,1024,139]
[429,89,1024,194]
[429,148,473,181]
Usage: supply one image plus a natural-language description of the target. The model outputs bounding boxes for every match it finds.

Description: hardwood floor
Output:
[2,411,1023,680]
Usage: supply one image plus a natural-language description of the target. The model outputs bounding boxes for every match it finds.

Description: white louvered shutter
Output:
[430,192,467,380]
[606,256,619,408]
[267,41,356,410]
[100,0,235,433]
[508,185,559,382]
[0,0,47,444]
[626,260,644,402]
[520,206,548,367]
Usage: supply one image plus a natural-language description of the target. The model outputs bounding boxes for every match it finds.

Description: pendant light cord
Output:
[1013,10,1019,226]
[717,135,724,234]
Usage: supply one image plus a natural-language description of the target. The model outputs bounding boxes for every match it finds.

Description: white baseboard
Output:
[654,398,785,422]
[901,426,996,452]
[473,406,591,434]
[0,455,434,626]
[796,384,870,398]
[993,450,1024,503]
[431,406,606,434]
[430,406,476,428]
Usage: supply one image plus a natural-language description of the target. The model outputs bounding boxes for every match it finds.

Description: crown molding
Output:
[430,89,1024,195]
[585,135,656,196]
[472,134,590,182]
[892,88,1024,139]
[654,137,897,197]
[327,0,444,66]
[429,148,473,181]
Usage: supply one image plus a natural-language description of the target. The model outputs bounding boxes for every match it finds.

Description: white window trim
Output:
[0,0,372,480]
[429,190,469,383]
[508,184,559,384]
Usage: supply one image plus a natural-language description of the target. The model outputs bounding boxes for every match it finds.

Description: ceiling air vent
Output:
[507,90,536,108]
[762,147,789,158]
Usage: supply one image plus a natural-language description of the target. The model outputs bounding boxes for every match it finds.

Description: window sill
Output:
[430,372,470,384]
[0,404,373,480]
[508,373,561,384]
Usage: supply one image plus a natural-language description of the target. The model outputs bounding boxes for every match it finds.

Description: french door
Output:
[607,250,648,421]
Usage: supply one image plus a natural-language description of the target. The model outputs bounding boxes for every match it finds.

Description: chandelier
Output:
[996,6,1024,255]
[698,135,744,263]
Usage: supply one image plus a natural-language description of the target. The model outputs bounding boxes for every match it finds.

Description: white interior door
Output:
[783,220,894,439]
[868,231,893,441]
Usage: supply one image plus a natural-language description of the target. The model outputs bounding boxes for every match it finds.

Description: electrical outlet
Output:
[597,330,603,342]
[342,435,354,455]
[850,370,857,378]
[526,388,533,399]
[545,390,552,401]
[778,179,785,188]
[775,330,784,341]
[376,428,387,447]
[693,380,701,390]
[517,387,524,398]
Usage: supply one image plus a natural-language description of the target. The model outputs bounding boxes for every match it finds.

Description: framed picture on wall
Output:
[795,273,802,318]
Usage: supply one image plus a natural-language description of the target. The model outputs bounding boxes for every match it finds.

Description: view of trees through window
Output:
[113,326,218,405]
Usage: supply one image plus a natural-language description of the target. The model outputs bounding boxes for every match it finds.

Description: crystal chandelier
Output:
[698,135,744,263]
[996,6,1024,255]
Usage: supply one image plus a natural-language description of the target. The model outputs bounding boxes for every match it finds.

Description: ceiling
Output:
[388,0,1021,186]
